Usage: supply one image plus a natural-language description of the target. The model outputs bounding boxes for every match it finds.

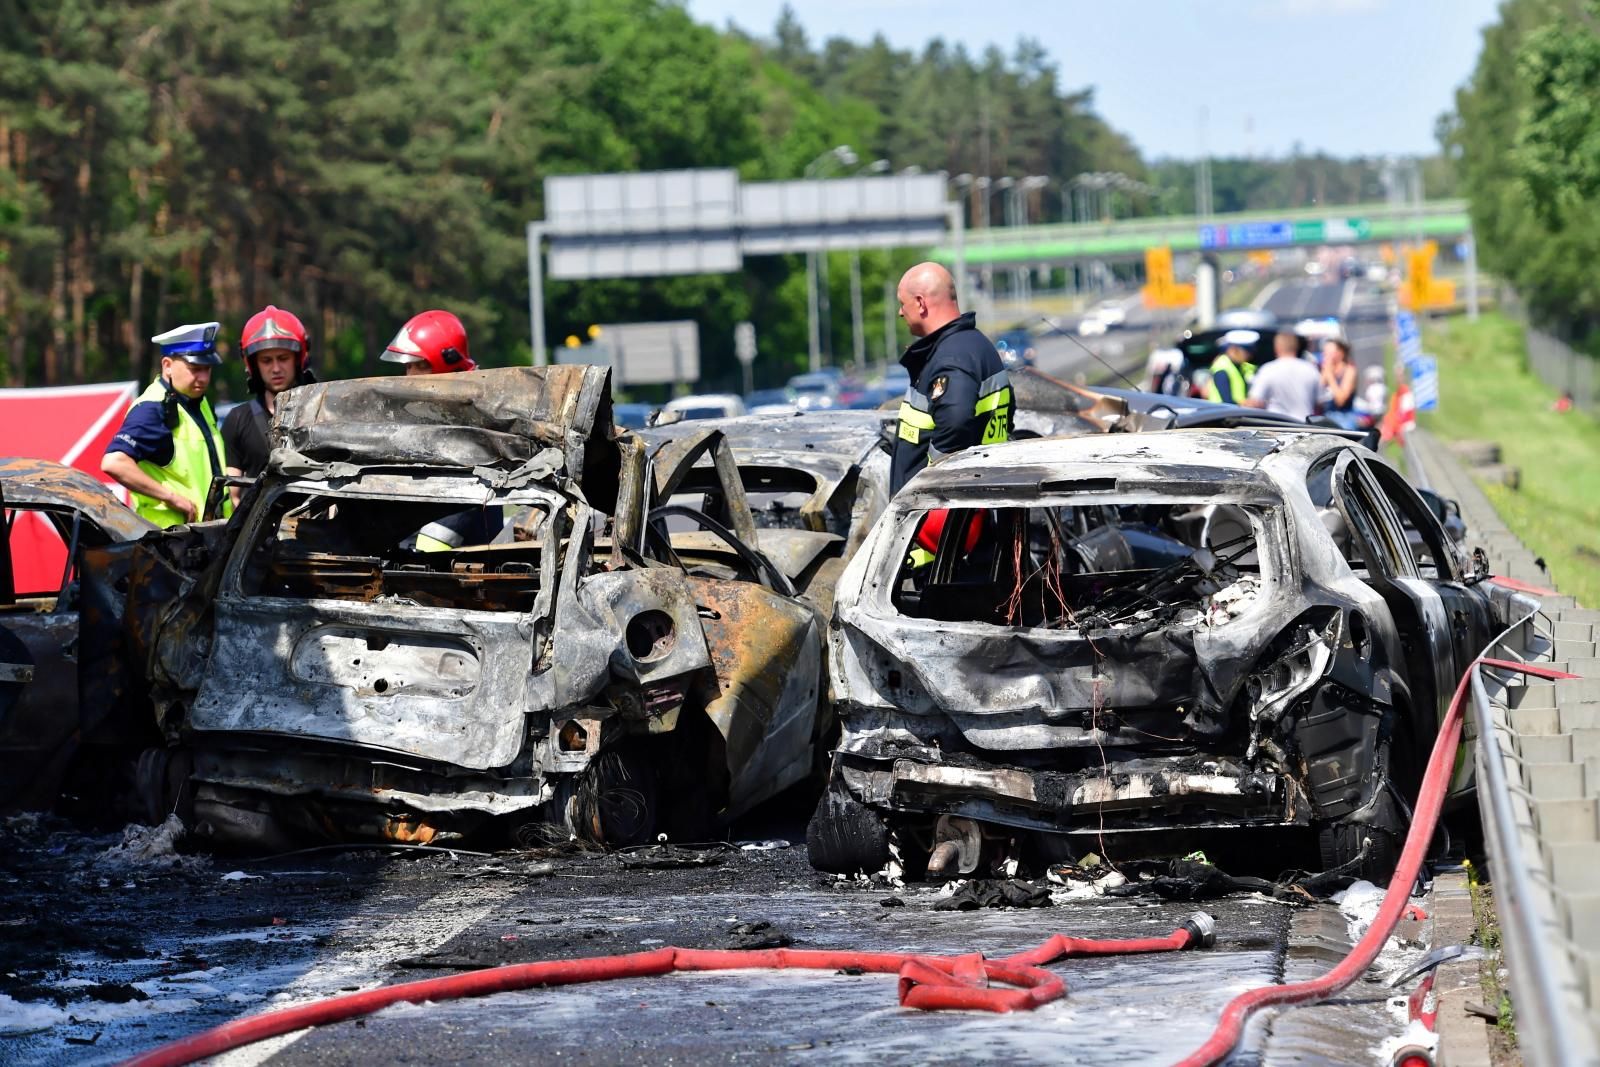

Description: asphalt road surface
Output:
[1,811,1428,1066]
[1261,277,1392,382]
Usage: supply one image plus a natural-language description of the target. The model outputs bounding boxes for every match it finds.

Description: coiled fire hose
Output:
[120,918,1215,1066]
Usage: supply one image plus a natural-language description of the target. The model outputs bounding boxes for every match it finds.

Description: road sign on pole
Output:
[1410,355,1440,412]
[734,321,756,396]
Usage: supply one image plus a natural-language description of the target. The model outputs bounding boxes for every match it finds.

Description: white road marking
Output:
[209,882,500,1066]
[1251,280,1283,310]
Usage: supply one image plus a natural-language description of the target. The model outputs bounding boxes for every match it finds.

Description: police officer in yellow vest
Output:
[102,322,231,527]
[1205,329,1259,405]
[890,262,1013,494]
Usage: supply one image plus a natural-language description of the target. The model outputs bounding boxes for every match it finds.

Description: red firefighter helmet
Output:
[380,310,475,373]
[241,305,308,369]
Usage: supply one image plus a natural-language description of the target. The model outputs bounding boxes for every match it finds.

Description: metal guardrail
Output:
[1471,590,1600,1067]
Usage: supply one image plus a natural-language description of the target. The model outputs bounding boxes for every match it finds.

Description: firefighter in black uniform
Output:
[889,261,1013,494]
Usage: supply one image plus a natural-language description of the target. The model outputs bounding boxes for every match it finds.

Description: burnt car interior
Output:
[891,498,1263,632]
[240,490,553,612]
[666,464,855,538]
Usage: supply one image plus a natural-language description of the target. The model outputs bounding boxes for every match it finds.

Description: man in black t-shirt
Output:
[223,306,316,501]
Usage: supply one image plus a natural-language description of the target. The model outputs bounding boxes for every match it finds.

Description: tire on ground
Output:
[806,785,890,874]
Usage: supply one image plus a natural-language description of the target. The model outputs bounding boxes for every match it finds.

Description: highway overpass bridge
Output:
[935,198,1470,267]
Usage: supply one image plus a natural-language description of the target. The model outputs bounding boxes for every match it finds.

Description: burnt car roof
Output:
[269,365,621,511]
[642,409,889,458]
[0,458,156,541]
[272,365,614,470]
[900,428,1339,500]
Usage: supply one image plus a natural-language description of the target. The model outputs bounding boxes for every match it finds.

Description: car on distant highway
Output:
[1215,308,1278,333]
[613,402,656,430]
[811,427,1513,882]
[993,328,1037,368]
[1076,316,1109,338]
[880,365,911,397]
[1294,317,1345,354]
[1088,300,1128,328]
[786,372,841,410]
[744,388,797,415]
[662,393,747,422]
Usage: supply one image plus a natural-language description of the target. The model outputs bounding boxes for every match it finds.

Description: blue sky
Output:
[685,0,1503,159]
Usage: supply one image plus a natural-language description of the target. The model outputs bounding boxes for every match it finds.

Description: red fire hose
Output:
[121,916,1215,1067]
[1169,652,1578,1067]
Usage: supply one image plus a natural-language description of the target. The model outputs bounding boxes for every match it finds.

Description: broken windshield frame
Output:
[221,475,576,629]
[874,491,1291,636]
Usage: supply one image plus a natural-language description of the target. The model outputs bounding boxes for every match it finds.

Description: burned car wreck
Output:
[127,367,824,850]
[639,409,894,618]
[812,428,1510,881]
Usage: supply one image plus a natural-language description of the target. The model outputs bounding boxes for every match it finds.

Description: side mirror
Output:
[1467,545,1492,585]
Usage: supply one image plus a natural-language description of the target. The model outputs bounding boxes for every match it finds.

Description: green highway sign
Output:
[1292,218,1372,243]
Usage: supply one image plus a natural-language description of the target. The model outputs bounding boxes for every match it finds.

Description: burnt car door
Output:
[1357,456,1499,794]
[0,479,30,727]
[646,428,827,804]
[1328,450,1457,766]
[1,487,131,810]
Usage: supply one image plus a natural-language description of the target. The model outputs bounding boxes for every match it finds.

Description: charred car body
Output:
[124,367,824,850]
[1,460,158,814]
[813,429,1510,880]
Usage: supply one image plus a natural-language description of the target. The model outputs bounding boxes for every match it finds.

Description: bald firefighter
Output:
[889,262,1013,495]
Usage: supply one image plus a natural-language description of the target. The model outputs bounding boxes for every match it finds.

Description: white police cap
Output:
[152,321,223,365]
[1219,329,1260,348]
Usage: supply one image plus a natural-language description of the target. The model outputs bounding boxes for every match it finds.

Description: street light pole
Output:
[849,249,865,371]
[806,250,820,372]
[802,145,857,371]
[846,159,889,373]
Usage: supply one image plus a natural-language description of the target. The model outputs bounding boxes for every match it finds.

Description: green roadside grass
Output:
[1419,312,1600,608]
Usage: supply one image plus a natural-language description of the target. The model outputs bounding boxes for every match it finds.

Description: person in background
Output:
[1149,348,1187,396]
[378,310,476,375]
[1355,365,1389,420]
[1244,330,1323,420]
[102,322,229,527]
[1318,338,1361,429]
[889,262,1012,495]
[377,309,495,551]
[223,305,316,504]
[1205,330,1258,405]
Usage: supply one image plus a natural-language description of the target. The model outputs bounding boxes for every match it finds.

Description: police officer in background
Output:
[889,262,1013,494]
[1206,329,1259,405]
[102,322,230,527]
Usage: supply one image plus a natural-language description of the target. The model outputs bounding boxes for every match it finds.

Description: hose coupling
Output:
[1181,911,1217,950]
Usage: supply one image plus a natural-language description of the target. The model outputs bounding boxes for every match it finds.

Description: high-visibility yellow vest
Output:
[1205,355,1255,405]
[896,369,1013,451]
[129,379,230,528]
